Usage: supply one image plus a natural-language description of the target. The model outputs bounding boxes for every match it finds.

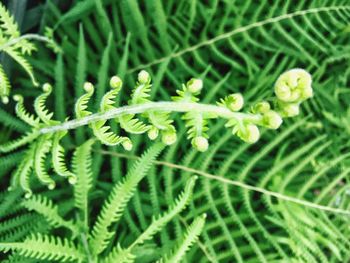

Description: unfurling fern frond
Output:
[157,214,206,263]
[0,69,313,195]
[33,84,56,125]
[34,135,55,189]
[21,195,78,236]
[52,131,76,183]
[90,142,165,256]
[0,234,85,262]
[13,95,39,127]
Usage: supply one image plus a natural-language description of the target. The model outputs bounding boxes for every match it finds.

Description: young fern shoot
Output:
[0,68,313,196]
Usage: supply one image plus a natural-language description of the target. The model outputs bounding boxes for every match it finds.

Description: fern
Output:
[0,4,56,101]
[0,234,85,262]
[90,142,165,255]
[1,1,350,262]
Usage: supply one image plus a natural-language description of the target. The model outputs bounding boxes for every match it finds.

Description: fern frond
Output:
[91,120,132,149]
[119,114,150,134]
[34,135,55,189]
[0,234,85,262]
[52,131,76,183]
[0,63,10,101]
[102,244,135,263]
[4,48,38,87]
[99,77,122,112]
[72,139,94,226]
[34,84,56,124]
[14,146,35,198]
[13,95,39,127]
[0,3,19,38]
[0,130,39,153]
[130,176,197,248]
[0,214,38,234]
[75,82,94,118]
[157,214,206,263]
[21,195,78,235]
[89,142,164,256]
[130,71,152,104]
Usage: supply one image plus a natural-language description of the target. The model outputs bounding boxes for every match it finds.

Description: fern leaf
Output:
[0,130,39,153]
[130,76,152,104]
[119,114,150,134]
[21,195,78,235]
[157,214,206,263]
[4,48,38,87]
[34,84,56,124]
[0,3,19,38]
[90,142,164,256]
[102,244,135,263]
[34,135,55,189]
[13,95,40,127]
[0,63,10,100]
[0,234,85,262]
[17,145,36,198]
[75,82,94,118]
[91,120,132,149]
[130,176,197,248]
[72,139,94,225]
[52,131,76,183]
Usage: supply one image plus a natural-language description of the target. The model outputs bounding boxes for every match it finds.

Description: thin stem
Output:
[0,34,54,51]
[99,150,350,216]
[40,101,262,134]
[80,232,95,263]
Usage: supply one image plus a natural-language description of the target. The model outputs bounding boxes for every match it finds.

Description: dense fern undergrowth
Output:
[0,0,350,262]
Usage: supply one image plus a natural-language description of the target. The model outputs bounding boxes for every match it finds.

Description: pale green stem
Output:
[0,34,54,51]
[39,101,262,134]
[80,232,95,263]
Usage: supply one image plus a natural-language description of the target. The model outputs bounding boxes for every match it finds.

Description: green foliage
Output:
[0,143,203,262]
[1,1,350,262]
[0,3,37,102]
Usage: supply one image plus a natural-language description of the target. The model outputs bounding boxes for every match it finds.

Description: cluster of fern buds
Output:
[0,68,312,196]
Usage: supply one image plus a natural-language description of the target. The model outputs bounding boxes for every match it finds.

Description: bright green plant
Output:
[0,142,205,262]
[0,4,57,103]
[1,1,350,263]
[0,68,312,197]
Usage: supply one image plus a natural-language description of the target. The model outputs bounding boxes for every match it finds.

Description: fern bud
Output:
[192,136,209,152]
[187,78,203,93]
[274,83,291,102]
[1,96,9,104]
[237,124,260,144]
[138,70,151,84]
[279,103,300,117]
[68,176,77,185]
[226,93,244,111]
[84,82,94,92]
[122,139,133,151]
[147,126,159,140]
[261,110,283,129]
[301,86,313,100]
[48,182,56,190]
[275,68,312,103]
[161,129,177,145]
[252,101,270,114]
[42,83,52,93]
[110,76,123,90]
